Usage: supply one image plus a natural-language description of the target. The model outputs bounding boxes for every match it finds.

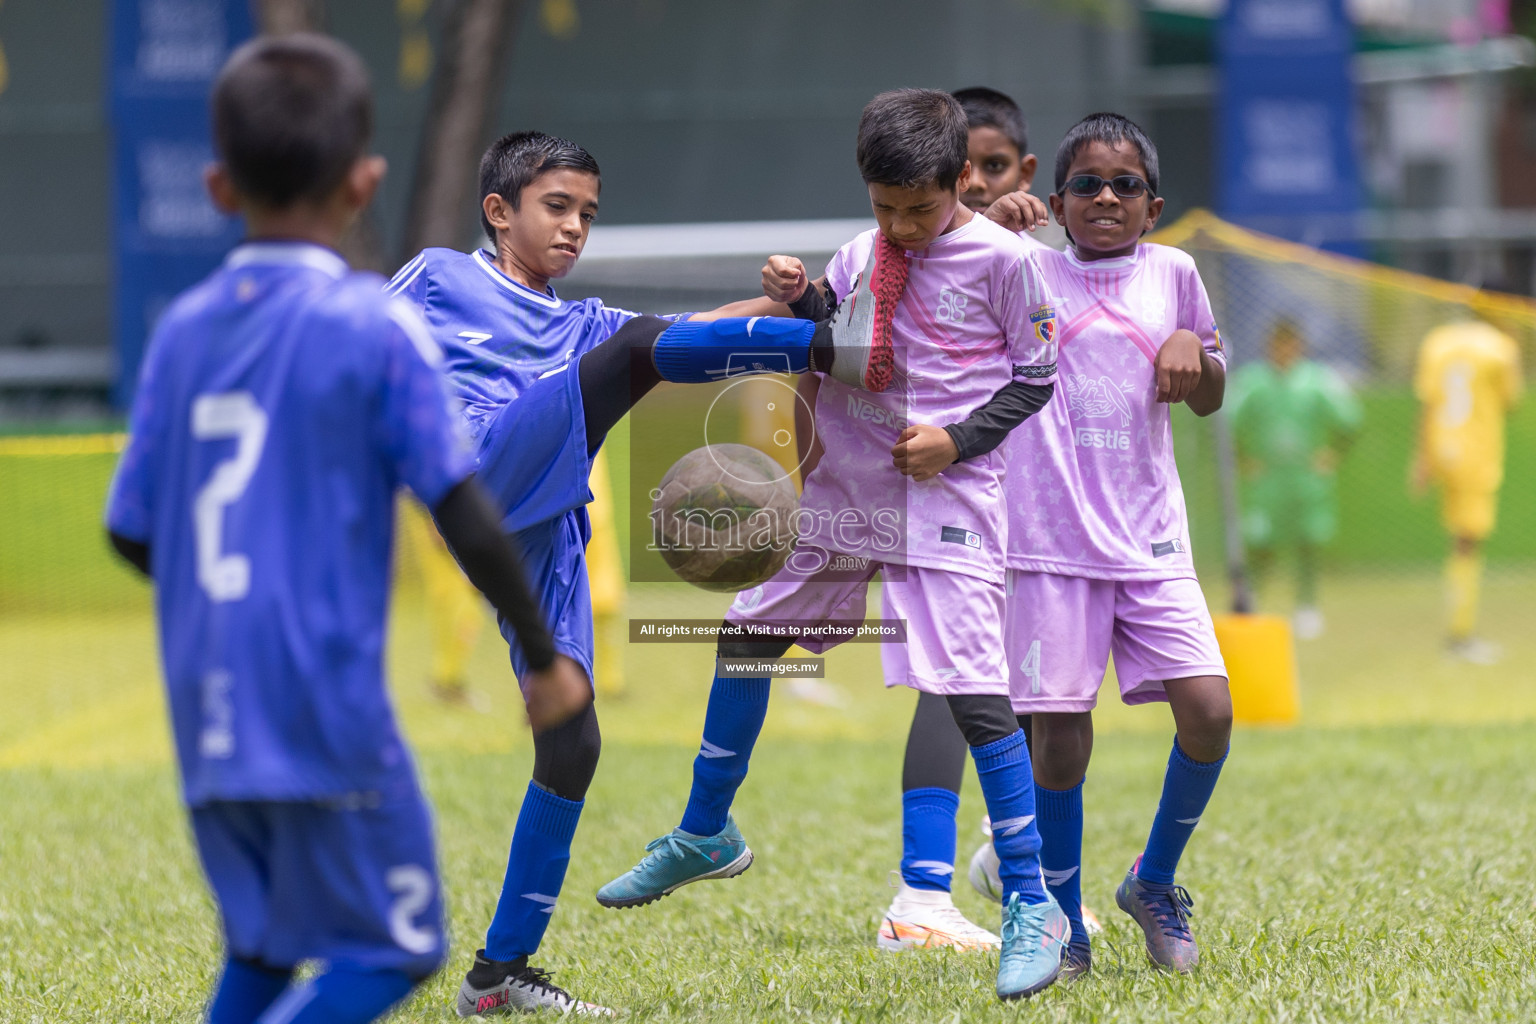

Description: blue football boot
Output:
[1115,856,1199,971]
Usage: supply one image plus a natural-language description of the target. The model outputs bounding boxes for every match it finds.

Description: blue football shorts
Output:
[474,361,599,691]
[498,511,597,691]
[190,786,445,978]
[475,363,593,535]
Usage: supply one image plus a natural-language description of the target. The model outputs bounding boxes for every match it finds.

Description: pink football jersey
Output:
[1004,242,1224,579]
[799,215,1057,583]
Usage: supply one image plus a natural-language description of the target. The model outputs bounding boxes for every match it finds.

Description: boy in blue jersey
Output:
[105,36,587,1024]
[389,132,897,1014]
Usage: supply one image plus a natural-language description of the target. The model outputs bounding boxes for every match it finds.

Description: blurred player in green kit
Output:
[1228,318,1362,639]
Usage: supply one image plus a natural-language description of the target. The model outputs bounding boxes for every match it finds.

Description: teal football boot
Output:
[995,891,1070,1001]
[596,816,753,909]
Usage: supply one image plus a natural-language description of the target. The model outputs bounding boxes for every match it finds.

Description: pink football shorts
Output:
[1000,571,1227,713]
[728,547,1008,697]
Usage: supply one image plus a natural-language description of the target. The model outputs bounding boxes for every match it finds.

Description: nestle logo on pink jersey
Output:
[1074,426,1131,450]
[844,392,907,430]
[1065,373,1133,450]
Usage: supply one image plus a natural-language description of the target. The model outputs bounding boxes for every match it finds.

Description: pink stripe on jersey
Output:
[1003,243,1225,580]
[1058,304,1162,365]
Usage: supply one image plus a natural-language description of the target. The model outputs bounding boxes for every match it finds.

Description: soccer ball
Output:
[651,444,797,592]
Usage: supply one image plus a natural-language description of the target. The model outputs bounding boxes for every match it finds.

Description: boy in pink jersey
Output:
[976,112,1233,977]
[597,89,1073,1001]
[865,86,1062,954]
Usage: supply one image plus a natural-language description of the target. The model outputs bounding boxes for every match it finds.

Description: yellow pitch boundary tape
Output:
[0,433,127,457]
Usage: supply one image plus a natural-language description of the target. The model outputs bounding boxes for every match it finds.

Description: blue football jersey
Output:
[386,247,662,441]
[106,241,474,805]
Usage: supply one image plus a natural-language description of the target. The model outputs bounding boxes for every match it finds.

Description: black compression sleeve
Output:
[108,531,151,577]
[577,314,671,452]
[787,280,835,322]
[945,693,1022,748]
[942,380,1055,462]
[432,477,557,671]
[902,690,968,793]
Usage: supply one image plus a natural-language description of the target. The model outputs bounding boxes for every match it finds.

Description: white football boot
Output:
[968,817,1103,934]
[877,881,1001,952]
[456,951,615,1017]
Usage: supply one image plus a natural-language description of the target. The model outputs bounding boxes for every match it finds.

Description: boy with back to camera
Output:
[597,89,1074,1001]
[978,112,1233,978]
[103,35,589,1024]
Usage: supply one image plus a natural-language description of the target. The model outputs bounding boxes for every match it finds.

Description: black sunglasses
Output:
[1058,174,1155,199]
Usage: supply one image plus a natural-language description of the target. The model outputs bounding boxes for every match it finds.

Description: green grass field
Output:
[4,573,1536,1024]
[5,413,1536,1023]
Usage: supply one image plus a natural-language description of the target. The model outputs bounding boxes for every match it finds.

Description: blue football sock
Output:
[900,787,960,891]
[651,317,817,383]
[254,966,415,1024]
[484,783,583,962]
[1138,738,1227,886]
[208,956,293,1024]
[970,729,1046,904]
[1036,778,1087,946]
[679,673,770,836]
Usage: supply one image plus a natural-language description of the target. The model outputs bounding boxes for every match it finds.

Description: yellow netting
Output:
[1150,210,1536,383]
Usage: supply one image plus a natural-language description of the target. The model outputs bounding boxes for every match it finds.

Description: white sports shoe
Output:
[1447,636,1502,666]
[1292,606,1325,640]
[967,832,1005,903]
[877,882,1001,952]
[968,818,1103,934]
[456,951,615,1017]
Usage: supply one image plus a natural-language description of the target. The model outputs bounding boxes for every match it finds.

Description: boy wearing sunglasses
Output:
[979,113,1232,978]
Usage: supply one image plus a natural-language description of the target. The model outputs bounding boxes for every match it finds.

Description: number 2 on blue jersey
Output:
[192,392,269,602]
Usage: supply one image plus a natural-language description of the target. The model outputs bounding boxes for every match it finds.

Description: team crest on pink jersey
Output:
[1030,306,1056,345]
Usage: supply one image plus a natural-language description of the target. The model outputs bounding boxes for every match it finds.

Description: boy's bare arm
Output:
[686,257,830,322]
[892,424,960,482]
[981,190,1052,233]
[689,296,791,321]
[1157,329,1225,415]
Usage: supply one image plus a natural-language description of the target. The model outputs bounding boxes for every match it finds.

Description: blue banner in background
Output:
[109,0,252,407]
[1218,0,1362,254]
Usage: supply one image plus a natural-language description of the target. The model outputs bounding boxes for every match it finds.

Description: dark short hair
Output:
[478,131,600,241]
[211,33,372,208]
[856,89,969,191]
[952,86,1028,155]
[1053,112,1160,196]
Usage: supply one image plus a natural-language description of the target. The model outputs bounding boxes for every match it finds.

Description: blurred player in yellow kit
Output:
[1410,305,1523,664]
